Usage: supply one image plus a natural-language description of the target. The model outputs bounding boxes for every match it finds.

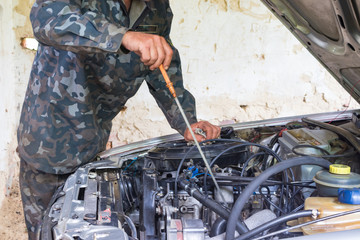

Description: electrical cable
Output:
[291,203,305,213]
[202,141,284,196]
[288,186,306,212]
[259,186,285,215]
[204,177,312,214]
[205,176,314,188]
[240,152,266,177]
[160,64,231,205]
[225,157,331,239]
[174,139,246,212]
[234,210,314,240]
[123,158,138,171]
[292,144,331,156]
[265,143,280,169]
[206,179,314,189]
[200,140,296,214]
[252,208,360,240]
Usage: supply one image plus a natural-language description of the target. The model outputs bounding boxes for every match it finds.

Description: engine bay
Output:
[41,111,360,240]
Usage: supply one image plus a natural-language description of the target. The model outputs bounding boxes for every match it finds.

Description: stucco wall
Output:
[0,0,35,206]
[1,0,359,208]
[110,0,360,145]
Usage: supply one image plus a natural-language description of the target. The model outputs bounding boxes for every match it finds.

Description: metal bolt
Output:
[88,172,96,179]
[312,209,319,219]
[53,204,61,211]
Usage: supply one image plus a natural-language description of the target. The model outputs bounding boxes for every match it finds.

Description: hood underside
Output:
[261,0,360,103]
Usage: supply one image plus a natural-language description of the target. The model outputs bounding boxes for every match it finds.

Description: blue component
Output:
[338,188,360,205]
[191,168,199,178]
[188,166,200,178]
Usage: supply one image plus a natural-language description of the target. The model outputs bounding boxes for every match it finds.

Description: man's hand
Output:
[121,31,173,70]
[184,121,221,142]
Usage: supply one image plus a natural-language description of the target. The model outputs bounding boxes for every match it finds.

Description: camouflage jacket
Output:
[17,0,197,174]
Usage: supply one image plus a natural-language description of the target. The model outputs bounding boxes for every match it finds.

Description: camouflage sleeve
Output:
[145,3,197,135]
[146,49,198,135]
[30,0,128,54]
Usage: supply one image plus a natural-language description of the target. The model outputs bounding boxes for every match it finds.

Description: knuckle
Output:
[142,55,150,61]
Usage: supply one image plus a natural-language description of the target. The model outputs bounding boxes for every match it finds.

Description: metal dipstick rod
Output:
[159,64,227,205]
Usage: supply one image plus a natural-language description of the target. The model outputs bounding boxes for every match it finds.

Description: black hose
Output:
[225,157,331,240]
[175,139,247,211]
[234,210,314,240]
[124,215,137,239]
[259,186,285,215]
[178,179,249,234]
[203,142,283,195]
[292,144,331,156]
[206,176,314,187]
[240,152,266,177]
[210,218,227,237]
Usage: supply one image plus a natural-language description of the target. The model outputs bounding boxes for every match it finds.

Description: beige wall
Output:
[110,0,360,144]
[0,0,36,206]
[1,0,359,207]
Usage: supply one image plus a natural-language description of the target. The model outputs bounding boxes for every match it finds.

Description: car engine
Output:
[41,111,360,240]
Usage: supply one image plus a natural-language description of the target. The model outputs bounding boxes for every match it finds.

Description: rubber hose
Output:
[234,210,314,240]
[210,218,227,237]
[225,157,331,240]
[178,179,249,234]
[124,215,137,239]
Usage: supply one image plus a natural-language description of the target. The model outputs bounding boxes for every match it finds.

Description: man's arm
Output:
[31,0,174,69]
[122,31,173,71]
[30,0,128,53]
[144,1,220,141]
[145,54,197,136]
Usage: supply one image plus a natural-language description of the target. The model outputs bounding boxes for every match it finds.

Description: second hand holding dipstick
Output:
[158,64,227,205]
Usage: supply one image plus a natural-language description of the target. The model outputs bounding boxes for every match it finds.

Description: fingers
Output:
[184,121,221,142]
[140,43,159,67]
[197,121,221,140]
[161,37,173,70]
[184,128,204,142]
[149,45,165,70]
[121,31,173,70]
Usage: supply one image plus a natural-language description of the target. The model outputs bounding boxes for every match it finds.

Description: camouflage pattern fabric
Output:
[17,0,197,175]
[18,1,197,238]
[19,159,70,240]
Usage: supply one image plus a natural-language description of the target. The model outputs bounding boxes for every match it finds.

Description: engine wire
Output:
[202,141,299,216]
[174,138,317,235]
[174,139,243,211]
[202,142,285,196]
[176,138,304,219]
[259,186,285,215]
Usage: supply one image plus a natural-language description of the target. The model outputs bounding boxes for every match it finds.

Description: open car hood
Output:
[261,0,360,103]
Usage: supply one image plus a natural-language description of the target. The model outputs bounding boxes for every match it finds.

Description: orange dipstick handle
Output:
[159,64,177,98]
